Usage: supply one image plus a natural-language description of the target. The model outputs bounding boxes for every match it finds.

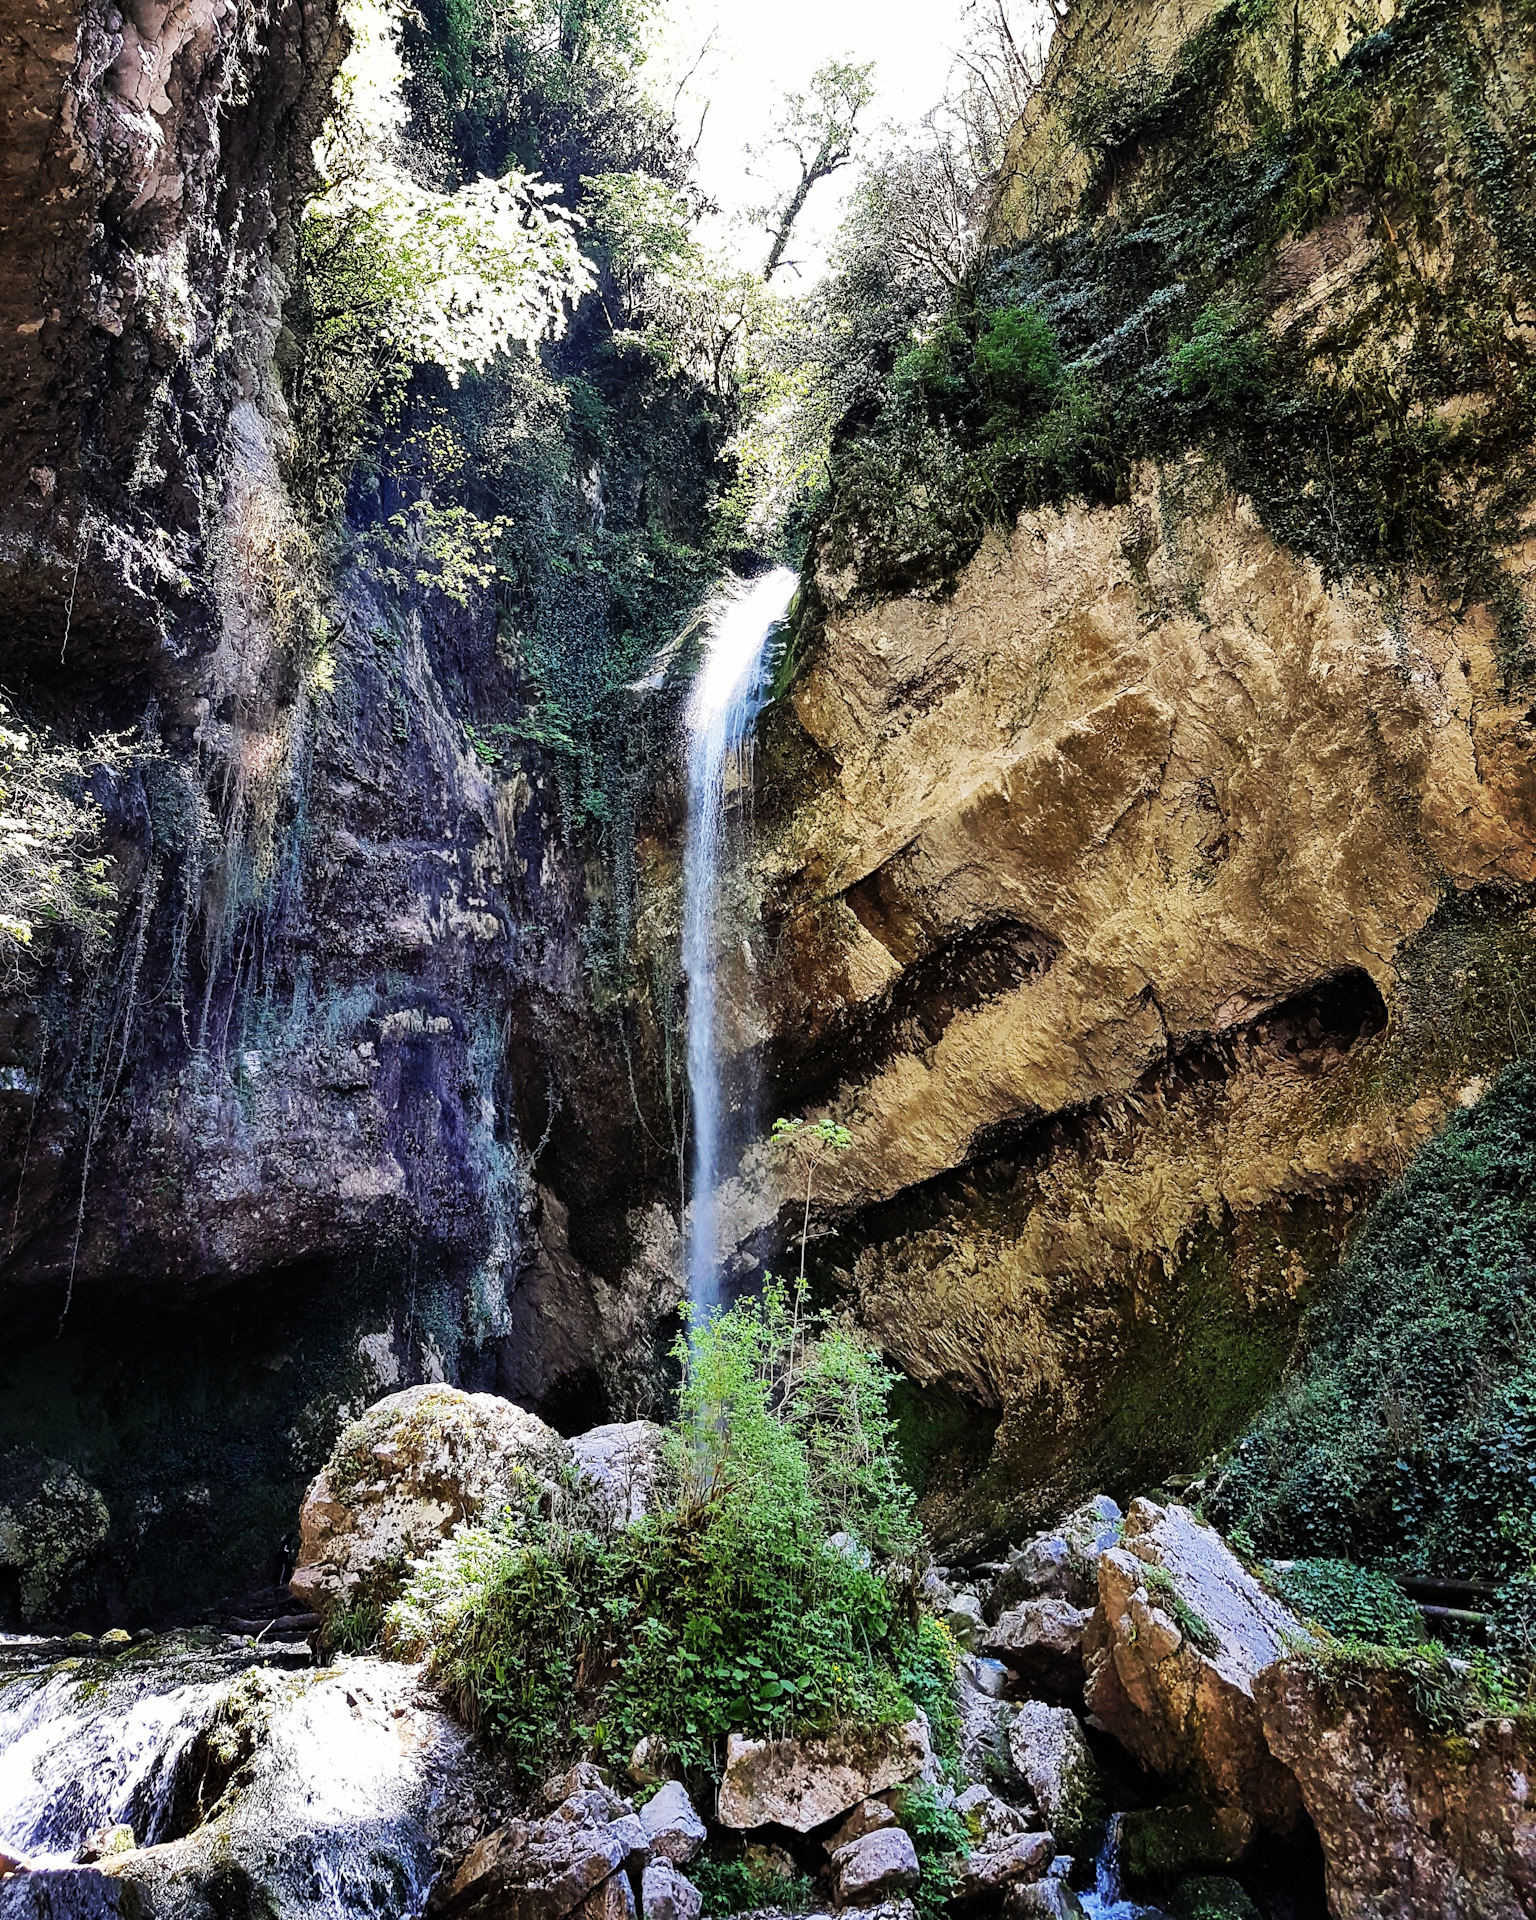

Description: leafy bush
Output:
[1167,301,1270,405]
[691,1858,816,1918]
[387,1286,956,1784]
[973,304,1063,415]
[887,1781,970,1920]
[1211,1060,1536,1586]
[1268,1559,1424,1646]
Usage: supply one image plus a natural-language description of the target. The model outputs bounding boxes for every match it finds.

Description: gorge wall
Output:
[1,0,1534,1625]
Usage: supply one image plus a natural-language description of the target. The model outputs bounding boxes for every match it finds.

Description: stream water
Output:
[680,567,795,1320]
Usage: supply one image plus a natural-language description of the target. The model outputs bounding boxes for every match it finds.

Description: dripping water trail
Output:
[680,568,795,1324]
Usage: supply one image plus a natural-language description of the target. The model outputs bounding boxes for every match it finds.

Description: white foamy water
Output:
[680,567,795,1320]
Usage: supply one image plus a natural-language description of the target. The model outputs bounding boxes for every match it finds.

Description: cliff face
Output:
[729,0,1536,1543]
[0,0,685,1623]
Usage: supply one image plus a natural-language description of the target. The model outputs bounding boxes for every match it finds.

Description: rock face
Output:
[716,1721,932,1833]
[1083,1501,1305,1840]
[1258,1661,1536,1920]
[289,1386,567,1625]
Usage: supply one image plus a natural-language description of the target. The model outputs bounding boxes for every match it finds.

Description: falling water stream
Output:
[681,567,796,1320]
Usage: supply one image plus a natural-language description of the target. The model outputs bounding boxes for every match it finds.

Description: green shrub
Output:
[1167,301,1270,406]
[1268,1559,1424,1646]
[690,1859,816,1917]
[973,304,1063,414]
[887,1781,970,1920]
[387,1285,956,1783]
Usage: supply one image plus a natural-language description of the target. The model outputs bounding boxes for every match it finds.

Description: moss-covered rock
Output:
[0,1451,109,1629]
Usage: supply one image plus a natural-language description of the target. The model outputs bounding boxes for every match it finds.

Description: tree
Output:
[771,1116,852,1289]
[755,60,877,282]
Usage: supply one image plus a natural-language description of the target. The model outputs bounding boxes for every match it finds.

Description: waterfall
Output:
[681,567,796,1321]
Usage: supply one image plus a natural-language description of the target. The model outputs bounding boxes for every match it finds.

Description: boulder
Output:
[952,1831,1054,1900]
[640,1862,702,1920]
[0,1451,110,1629]
[828,1802,899,1850]
[982,1599,1091,1701]
[955,1656,1016,1785]
[638,1783,705,1866]
[1118,1804,1255,1882]
[574,1878,638,1920]
[570,1422,666,1531]
[1083,1501,1306,1835]
[628,1738,670,1787]
[953,1785,1038,1846]
[289,1385,567,1626]
[1003,1883,1087,1919]
[1006,1705,1100,1850]
[986,1499,1122,1620]
[942,1593,985,1650]
[1258,1657,1536,1919]
[830,1828,920,1908]
[445,1811,634,1920]
[717,1720,932,1832]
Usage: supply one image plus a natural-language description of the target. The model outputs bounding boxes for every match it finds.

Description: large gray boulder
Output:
[986,1499,1122,1620]
[830,1828,920,1908]
[641,1861,701,1920]
[717,1721,931,1833]
[1083,1500,1307,1840]
[982,1599,1091,1701]
[289,1385,568,1627]
[1258,1659,1536,1919]
[638,1783,704,1866]
[952,1831,1054,1901]
[1007,1705,1099,1851]
[570,1423,667,1531]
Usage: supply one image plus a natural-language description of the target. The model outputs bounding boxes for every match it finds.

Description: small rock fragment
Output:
[829,1799,899,1851]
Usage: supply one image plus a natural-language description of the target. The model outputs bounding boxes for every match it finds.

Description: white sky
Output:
[653,0,979,280]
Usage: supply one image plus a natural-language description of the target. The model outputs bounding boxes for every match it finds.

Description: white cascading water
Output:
[681,567,796,1321]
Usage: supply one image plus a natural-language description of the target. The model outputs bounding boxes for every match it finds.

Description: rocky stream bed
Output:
[4,1387,1531,1920]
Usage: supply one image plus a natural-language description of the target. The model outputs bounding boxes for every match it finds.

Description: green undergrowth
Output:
[1286,1633,1527,1734]
[1268,1557,1426,1646]
[691,1860,816,1918]
[386,1283,959,1785]
[816,0,1536,653]
[1212,1058,1536,1686]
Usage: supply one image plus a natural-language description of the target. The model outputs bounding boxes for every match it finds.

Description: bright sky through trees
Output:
[657,0,977,281]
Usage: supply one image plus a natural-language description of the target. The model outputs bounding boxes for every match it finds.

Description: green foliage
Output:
[812,0,1536,622]
[1142,1564,1220,1656]
[387,1287,952,1784]
[881,1781,969,1920]
[1212,1060,1536,1589]
[1288,1633,1514,1738]
[1268,1559,1425,1646]
[973,304,1063,411]
[690,1859,815,1918]
[1167,302,1270,406]
[0,698,128,978]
